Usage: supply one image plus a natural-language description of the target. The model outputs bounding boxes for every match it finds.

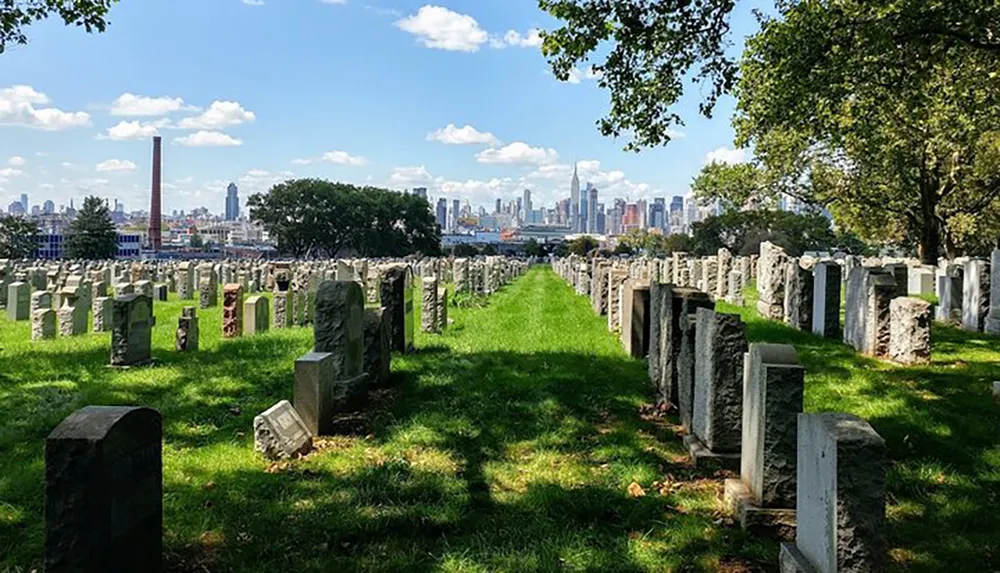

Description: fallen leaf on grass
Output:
[627,482,646,497]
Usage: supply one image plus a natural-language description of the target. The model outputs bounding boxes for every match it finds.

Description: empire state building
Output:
[570,162,580,232]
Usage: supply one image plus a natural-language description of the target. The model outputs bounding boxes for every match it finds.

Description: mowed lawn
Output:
[718,290,1000,572]
[1,267,772,572]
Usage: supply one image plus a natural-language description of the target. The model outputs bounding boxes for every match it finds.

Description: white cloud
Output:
[390,165,435,185]
[321,151,367,166]
[395,5,488,52]
[174,131,244,147]
[0,167,24,178]
[491,28,542,49]
[95,159,137,173]
[427,123,499,146]
[176,100,255,130]
[475,141,558,165]
[8,156,26,166]
[667,128,686,140]
[292,150,368,166]
[562,66,602,85]
[110,93,195,116]
[704,147,747,166]
[101,118,171,140]
[0,85,91,130]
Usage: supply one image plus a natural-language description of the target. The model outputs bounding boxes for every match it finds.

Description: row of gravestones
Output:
[555,258,889,572]
[38,256,529,571]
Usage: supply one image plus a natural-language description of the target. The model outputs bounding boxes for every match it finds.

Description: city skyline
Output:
[0,1,760,218]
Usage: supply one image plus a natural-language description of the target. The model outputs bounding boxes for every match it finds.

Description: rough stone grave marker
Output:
[363,307,391,386]
[110,294,155,367]
[253,400,312,460]
[176,306,199,352]
[222,284,244,338]
[421,277,439,334]
[45,406,162,573]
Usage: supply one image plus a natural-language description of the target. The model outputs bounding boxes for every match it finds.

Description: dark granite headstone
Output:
[363,307,391,386]
[692,308,748,453]
[45,406,162,573]
[379,266,414,353]
[110,294,154,367]
[313,280,364,380]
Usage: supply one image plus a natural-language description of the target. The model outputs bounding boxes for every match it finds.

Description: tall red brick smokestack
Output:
[150,135,162,251]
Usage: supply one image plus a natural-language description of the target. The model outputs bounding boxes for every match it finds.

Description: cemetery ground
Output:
[0,268,995,571]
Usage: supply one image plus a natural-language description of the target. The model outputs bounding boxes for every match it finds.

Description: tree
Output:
[1,0,118,54]
[541,0,1000,152]
[691,162,766,214]
[189,232,204,250]
[0,215,39,258]
[65,196,118,259]
[248,179,441,258]
[523,238,546,257]
[566,236,599,256]
[689,210,860,257]
[453,244,480,257]
[733,1,1000,263]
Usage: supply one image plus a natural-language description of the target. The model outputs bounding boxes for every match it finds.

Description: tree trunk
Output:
[917,180,941,265]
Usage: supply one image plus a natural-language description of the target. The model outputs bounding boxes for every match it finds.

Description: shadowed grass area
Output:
[718,289,1000,572]
[1,268,773,572]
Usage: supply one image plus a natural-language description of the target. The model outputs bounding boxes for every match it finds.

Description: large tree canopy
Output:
[0,215,39,259]
[247,179,441,258]
[540,0,1000,152]
[65,195,118,260]
[1,0,117,53]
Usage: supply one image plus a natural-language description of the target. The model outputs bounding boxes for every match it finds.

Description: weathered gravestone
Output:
[621,280,650,358]
[93,296,112,333]
[363,307,391,386]
[779,413,886,573]
[888,297,931,365]
[57,287,87,337]
[844,267,896,356]
[31,289,52,313]
[7,281,29,321]
[153,283,168,301]
[962,258,990,332]
[986,250,1000,335]
[725,343,804,536]
[176,306,199,352]
[686,308,747,469]
[32,308,56,340]
[421,277,439,334]
[222,284,244,338]
[676,290,716,426]
[784,258,814,332]
[243,294,269,336]
[45,406,162,573]
[811,261,841,338]
[756,241,788,321]
[177,262,194,300]
[134,280,153,299]
[110,294,154,367]
[114,282,134,297]
[198,263,218,309]
[379,266,414,353]
[273,290,292,329]
[313,280,364,377]
[253,400,312,460]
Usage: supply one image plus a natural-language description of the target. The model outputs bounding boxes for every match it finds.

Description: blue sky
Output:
[0,0,760,215]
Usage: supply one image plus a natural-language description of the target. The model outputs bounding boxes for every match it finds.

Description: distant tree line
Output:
[248,179,441,258]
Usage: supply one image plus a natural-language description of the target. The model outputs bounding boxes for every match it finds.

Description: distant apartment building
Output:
[34,232,142,259]
[224,183,240,221]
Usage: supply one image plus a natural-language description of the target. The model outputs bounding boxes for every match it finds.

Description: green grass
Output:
[718,288,1000,572]
[1,268,773,572]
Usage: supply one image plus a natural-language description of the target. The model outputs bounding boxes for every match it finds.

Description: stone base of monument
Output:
[723,478,796,539]
[682,434,739,471]
[777,543,817,573]
[107,359,155,369]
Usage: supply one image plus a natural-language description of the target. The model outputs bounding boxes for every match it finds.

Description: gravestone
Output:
[7,281,29,321]
[756,241,788,321]
[363,307,391,386]
[987,250,1000,335]
[725,343,804,536]
[115,282,134,297]
[453,258,468,293]
[379,266,414,353]
[176,306,199,352]
[779,413,886,573]
[178,262,194,300]
[110,295,154,367]
[607,268,628,333]
[812,261,841,338]
[314,280,364,379]
[31,289,52,313]
[45,406,162,573]
[687,308,748,469]
[621,280,650,358]
[784,259,814,332]
[134,280,153,299]
[436,286,448,331]
[253,400,312,460]
[93,296,112,332]
[421,277,439,334]
[57,287,87,337]
[648,281,668,391]
[153,283,168,302]
[293,351,369,435]
[888,297,931,365]
[243,294,269,336]
[198,263,218,308]
[962,258,990,332]
[273,290,292,329]
[32,308,56,340]
[222,284,244,338]
[675,289,716,419]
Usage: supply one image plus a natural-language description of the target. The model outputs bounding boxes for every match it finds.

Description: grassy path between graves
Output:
[717,291,1000,572]
[0,266,773,572]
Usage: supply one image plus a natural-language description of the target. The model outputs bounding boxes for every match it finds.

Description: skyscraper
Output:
[20,193,28,212]
[522,188,532,223]
[579,190,588,233]
[570,163,580,232]
[225,182,240,221]
[412,187,428,201]
[43,200,55,215]
[495,198,501,214]
[587,184,598,234]
[435,198,447,229]
[651,198,666,231]
[452,199,460,231]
